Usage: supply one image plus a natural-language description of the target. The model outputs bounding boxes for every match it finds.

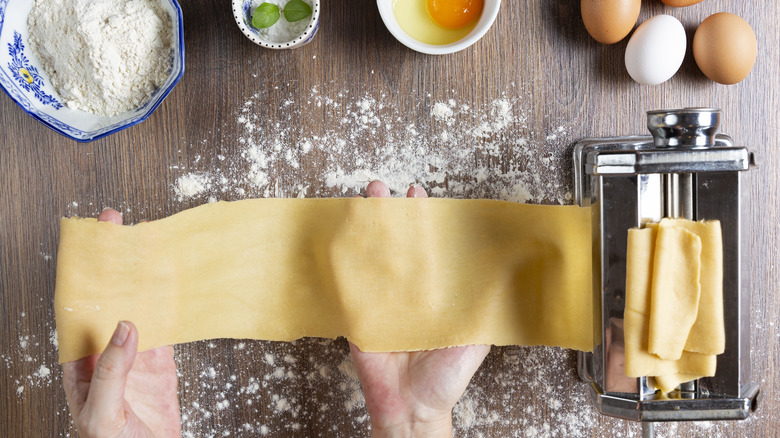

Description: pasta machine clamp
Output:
[573,108,760,434]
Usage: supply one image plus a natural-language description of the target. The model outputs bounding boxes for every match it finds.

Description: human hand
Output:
[61,209,180,438]
[349,181,491,438]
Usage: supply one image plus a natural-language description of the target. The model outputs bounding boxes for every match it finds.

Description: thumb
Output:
[81,321,138,431]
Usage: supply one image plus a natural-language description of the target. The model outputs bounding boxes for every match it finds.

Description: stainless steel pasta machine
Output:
[574,108,760,436]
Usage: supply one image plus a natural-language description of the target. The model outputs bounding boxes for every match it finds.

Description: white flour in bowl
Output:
[27,0,173,116]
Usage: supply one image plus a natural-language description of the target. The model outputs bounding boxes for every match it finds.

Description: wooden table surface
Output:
[2,1,778,436]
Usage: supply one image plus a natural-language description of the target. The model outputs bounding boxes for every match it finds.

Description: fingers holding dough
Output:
[407,185,428,198]
[364,180,428,198]
[98,208,123,225]
[366,180,391,198]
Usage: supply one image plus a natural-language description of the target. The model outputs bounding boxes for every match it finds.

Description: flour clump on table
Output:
[27,0,173,116]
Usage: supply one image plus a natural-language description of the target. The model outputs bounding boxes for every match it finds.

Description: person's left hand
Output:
[349,181,491,438]
[61,209,180,438]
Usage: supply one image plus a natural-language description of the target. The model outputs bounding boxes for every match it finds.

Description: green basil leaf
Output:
[252,3,281,29]
[283,0,312,22]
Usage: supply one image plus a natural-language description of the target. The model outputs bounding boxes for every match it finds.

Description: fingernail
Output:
[408,184,426,198]
[110,321,130,347]
[101,207,113,212]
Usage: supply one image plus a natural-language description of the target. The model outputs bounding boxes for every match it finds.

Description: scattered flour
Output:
[174,173,211,201]
[337,355,365,412]
[27,0,173,115]
[3,311,59,405]
[177,339,370,437]
[173,84,573,205]
[36,365,51,378]
[431,101,455,125]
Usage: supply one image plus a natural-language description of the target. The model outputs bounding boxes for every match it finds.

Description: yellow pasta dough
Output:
[55,198,594,363]
[648,226,702,360]
[661,219,724,355]
[624,219,723,394]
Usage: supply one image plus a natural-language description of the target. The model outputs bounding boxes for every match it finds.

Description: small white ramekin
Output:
[376,0,501,55]
[233,0,321,49]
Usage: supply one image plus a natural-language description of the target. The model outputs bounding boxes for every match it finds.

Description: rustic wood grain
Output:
[1,0,778,436]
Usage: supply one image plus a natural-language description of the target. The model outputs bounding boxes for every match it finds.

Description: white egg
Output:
[625,15,687,85]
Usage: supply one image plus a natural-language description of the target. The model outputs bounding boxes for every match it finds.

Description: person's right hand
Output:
[349,181,491,438]
[61,209,180,438]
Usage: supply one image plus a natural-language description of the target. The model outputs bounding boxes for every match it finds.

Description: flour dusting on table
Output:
[2,310,61,407]
[172,83,573,205]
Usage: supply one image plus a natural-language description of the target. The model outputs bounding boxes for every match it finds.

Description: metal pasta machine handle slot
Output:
[574,108,760,432]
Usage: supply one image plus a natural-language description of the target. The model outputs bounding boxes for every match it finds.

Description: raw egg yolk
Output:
[426,0,483,30]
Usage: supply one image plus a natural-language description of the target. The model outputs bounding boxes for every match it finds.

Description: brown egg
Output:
[581,0,642,44]
[661,0,706,6]
[693,12,758,85]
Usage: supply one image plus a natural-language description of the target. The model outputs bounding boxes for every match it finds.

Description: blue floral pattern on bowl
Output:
[0,0,185,142]
[7,31,61,109]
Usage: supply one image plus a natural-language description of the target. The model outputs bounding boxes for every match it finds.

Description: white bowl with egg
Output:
[0,0,184,142]
[233,0,320,49]
[377,0,501,55]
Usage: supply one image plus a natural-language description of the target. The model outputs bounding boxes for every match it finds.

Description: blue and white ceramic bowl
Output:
[233,0,320,49]
[0,0,185,142]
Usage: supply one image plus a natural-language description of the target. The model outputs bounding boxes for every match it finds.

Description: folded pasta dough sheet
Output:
[624,218,723,394]
[648,226,702,361]
[54,198,594,363]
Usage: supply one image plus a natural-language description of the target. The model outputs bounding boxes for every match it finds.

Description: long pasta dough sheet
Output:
[55,198,593,363]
